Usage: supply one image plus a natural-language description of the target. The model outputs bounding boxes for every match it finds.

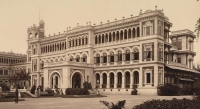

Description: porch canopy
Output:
[165,65,200,74]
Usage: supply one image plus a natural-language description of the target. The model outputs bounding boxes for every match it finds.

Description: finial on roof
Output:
[155,5,157,10]
[115,18,117,21]
[131,14,133,17]
[161,9,163,11]
[94,23,96,26]
[140,9,142,15]
[89,21,91,25]
[107,20,109,22]
[86,22,88,25]
[100,22,102,24]
[122,16,125,19]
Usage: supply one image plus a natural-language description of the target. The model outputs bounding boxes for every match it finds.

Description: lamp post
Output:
[97,80,99,95]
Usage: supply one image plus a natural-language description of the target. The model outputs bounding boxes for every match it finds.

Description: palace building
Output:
[0,51,26,86]
[26,8,200,95]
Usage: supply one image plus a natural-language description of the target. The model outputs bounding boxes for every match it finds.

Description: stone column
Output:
[123,30,125,40]
[107,76,110,88]
[122,74,125,88]
[135,28,137,38]
[155,18,158,35]
[37,73,40,87]
[107,55,110,66]
[97,36,99,44]
[114,74,117,88]
[53,76,55,89]
[100,75,103,88]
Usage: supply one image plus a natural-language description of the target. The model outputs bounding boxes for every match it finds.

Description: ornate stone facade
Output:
[26,8,200,95]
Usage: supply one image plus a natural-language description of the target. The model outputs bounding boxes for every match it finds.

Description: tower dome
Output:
[39,19,44,24]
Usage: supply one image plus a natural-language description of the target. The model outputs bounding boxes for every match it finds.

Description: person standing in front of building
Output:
[15,86,19,104]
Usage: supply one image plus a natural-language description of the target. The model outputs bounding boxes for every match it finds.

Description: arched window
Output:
[120,30,123,40]
[117,72,122,88]
[143,21,153,36]
[116,31,119,41]
[82,54,87,62]
[118,51,122,62]
[124,29,127,39]
[102,34,104,43]
[158,21,163,36]
[96,54,100,64]
[125,49,130,61]
[76,56,80,62]
[98,35,101,44]
[103,53,107,63]
[109,33,112,42]
[110,52,114,63]
[95,35,97,44]
[113,32,115,41]
[128,29,131,39]
[133,48,139,60]
[105,33,108,43]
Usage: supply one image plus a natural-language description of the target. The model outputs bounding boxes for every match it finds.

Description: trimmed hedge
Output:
[65,88,89,95]
[157,84,180,96]
[133,98,200,109]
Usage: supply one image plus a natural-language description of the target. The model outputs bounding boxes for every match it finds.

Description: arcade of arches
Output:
[95,71,139,89]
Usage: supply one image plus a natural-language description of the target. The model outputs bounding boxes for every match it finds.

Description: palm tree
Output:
[194,18,200,42]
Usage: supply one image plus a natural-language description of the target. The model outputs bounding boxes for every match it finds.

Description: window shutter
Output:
[131,52,134,60]
[123,53,126,61]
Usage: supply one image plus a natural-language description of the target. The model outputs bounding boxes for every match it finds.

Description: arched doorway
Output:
[117,72,122,88]
[72,72,81,88]
[96,73,100,88]
[110,73,114,88]
[134,71,139,85]
[125,71,130,88]
[102,73,107,88]
[50,73,60,89]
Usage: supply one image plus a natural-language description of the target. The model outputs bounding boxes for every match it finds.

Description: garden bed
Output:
[62,94,107,98]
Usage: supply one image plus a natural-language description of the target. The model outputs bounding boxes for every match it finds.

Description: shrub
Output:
[157,84,180,96]
[192,87,200,100]
[0,83,10,92]
[30,85,36,94]
[83,81,92,90]
[65,88,89,95]
[45,87,54,94]
[100,100,126,109]
[133,98,200,109]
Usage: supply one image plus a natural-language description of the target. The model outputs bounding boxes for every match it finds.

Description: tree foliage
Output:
[194,18,200,42]
[100,100,126,109]
[8,70,30,88]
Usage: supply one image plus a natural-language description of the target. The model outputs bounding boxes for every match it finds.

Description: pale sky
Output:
[0,0,200,62]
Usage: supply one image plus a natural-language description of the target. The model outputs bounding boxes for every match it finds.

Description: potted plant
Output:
[131,85,138,95]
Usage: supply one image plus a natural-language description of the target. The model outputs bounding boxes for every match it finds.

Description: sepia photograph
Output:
[0,0,200,109]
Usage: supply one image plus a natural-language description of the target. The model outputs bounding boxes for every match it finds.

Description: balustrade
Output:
[168,62,187,68]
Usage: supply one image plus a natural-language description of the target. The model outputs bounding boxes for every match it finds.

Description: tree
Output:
[100,100,126,109]
[9,70,30,89]
[194,18,200,42]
